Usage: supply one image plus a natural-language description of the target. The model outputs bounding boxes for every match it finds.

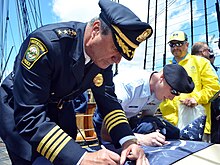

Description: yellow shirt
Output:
[159,54,220,134]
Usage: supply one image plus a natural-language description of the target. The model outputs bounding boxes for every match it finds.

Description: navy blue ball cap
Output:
[99,0,153,61]
[163,64,194,95]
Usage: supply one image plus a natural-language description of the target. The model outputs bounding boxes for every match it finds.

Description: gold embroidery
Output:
[104,110,128,133]
[37,126,60,153]
[37,126,72,163]
[68,29,77,36]
[55,29,77,37]
[136,29,152,42]
[63,29,68,34]
[111,25,138,49]
[115,35,134,59]
[50,134,71,162]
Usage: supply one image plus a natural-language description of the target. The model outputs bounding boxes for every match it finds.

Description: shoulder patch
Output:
[21,38,48,69]
[55,28,77,38]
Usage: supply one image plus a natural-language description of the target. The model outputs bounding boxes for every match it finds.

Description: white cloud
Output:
[52,0,100,22]
[52,0,217,72]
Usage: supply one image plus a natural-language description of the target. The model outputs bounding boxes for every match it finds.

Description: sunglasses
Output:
[202,48,211,52]
[170,89,181,96]
[209,54,215,59]
[169,41,185,48]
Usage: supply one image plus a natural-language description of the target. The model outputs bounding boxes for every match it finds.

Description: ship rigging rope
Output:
[1,0,43,82]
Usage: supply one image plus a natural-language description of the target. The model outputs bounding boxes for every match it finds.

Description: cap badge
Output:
[93,73,103,87]
[136,29,152,43]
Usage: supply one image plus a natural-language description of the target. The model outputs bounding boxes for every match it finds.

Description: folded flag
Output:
[180,115,206,141]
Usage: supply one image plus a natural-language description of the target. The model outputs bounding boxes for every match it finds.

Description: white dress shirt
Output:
[113,70,160,118]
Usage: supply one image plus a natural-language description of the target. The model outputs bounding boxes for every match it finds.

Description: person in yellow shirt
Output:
[159,31,220,142]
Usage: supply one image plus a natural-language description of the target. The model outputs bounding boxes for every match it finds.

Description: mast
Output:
[163,0,168,66]
[0,0,4,80]
[152,0,158,71]
[216,0,220,49]
[144,0,151,69]
[19,0,30,40]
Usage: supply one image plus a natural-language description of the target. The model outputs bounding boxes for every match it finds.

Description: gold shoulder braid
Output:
[93,73,103,87]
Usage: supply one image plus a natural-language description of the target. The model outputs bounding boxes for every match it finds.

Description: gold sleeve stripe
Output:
[111,25,138,49]
[106,115,128,130]
[104,109,126,123]
[37,125,72,163]
[45,132,67,160]
[37,125,60,153]
[107,119,129,133]
[104,110,128,133]
[41,129,63,155]
[47,132,68,161]
[50,136,71,162]
[105,113,127,125]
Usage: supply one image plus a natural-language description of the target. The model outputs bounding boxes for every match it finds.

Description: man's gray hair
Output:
[89,17,111,35]
[191,42,207,55]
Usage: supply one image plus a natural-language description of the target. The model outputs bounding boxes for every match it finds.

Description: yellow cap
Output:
[169,31,188,43]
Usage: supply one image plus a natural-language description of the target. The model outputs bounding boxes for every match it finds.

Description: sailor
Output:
[93,64,194,146]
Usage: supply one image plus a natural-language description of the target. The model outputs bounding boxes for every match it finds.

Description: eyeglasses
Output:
[209,54,215,59]
[202,48,211,52]
[201,48,215,59]
[169,41,185,48]
[170,89,181,96]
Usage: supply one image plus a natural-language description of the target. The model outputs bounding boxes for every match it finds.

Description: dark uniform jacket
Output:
[0,21,133,165]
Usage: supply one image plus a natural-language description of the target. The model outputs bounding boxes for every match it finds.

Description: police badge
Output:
[93,73,103,87]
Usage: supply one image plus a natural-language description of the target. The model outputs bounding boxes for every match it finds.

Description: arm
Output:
[92,66,148,164]
[91,66,135,147]
[134,132,169,146]
[181,57,220,106]
[101,121,168,147]
[13,31,87,165]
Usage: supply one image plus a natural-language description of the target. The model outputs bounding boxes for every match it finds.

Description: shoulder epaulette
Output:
[54,28,77,38]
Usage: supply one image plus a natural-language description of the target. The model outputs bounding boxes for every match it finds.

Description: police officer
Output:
[0,0,153,164]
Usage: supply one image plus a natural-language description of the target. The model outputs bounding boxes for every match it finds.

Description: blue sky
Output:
[1,0,57,79]
[1,0,220,79]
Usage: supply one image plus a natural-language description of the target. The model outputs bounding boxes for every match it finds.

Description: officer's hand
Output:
[120,140,149,165]
[135,132,169,147]
[80,148,120,165]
